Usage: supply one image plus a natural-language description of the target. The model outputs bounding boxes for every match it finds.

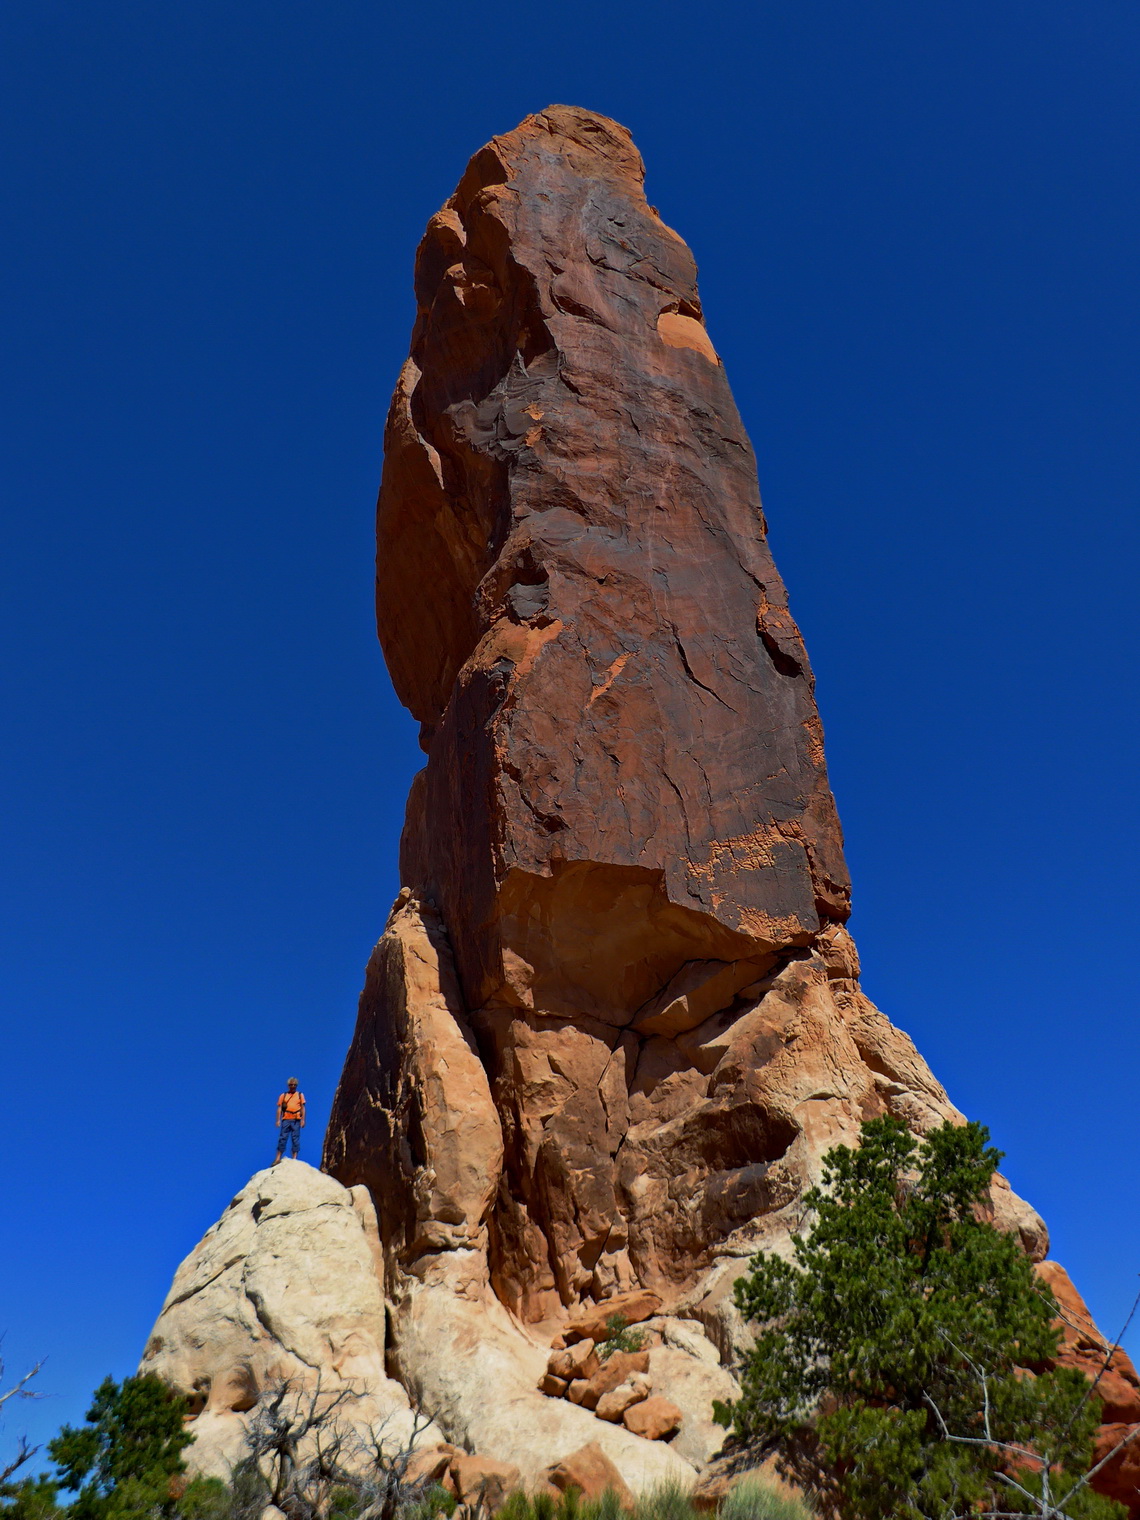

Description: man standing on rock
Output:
[274,1077,305,1164]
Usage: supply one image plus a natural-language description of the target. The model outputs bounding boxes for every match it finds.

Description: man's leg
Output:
[289,1119,301,1159]
[274,1119,285,1164]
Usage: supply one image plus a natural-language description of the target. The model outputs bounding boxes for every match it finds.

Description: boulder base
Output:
[451,1454,521,1510]
[138,1162,428,1478]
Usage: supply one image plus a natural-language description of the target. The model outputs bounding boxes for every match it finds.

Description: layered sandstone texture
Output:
[322,102,1046,1469]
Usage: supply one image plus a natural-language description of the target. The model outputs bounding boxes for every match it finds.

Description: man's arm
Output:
[300,1096,306,1128]
[276,1095,283,1128]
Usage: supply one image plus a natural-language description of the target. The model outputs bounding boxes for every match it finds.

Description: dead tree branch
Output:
[0,1356,44,1489]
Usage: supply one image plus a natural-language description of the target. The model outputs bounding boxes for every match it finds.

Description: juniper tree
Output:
[714,1117,1123,1520]
[48,1375,193,1520]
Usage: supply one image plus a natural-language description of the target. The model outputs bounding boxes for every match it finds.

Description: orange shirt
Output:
[279,1090,305,1120]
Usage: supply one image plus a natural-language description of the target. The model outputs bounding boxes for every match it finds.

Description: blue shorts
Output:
[277,1118,301,1157]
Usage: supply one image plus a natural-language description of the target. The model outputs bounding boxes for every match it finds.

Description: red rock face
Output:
[325,108,1038,1335]
[383,104,849,1021]
[149,104,1121,1494]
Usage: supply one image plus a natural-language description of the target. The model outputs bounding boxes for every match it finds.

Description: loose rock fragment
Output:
[450,1453,522,1510]
[541,1443,635,1507]
[596,1382,650,1423]
[623,1397,684,1441]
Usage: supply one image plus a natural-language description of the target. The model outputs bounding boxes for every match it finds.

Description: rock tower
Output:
[318,101,1046,1445]
[324,102,1041,1321]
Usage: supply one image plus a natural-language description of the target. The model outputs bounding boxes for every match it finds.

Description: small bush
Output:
[718,1479,812,1520]
[425,1483,458,1520]
[586,1490,624,1520]
[597,1315,647,1362]
[0,1477,64,1520]
[176,1478,232,1520]
[47,1374,194,1520]
[402,1482,455,1520]
[224,1457,267,1519]
[632,1482,693,1520]
[327,1484,363,1519]
[493,1477,811,1520]
[716,1116,1122,1520]
[497,1493,534,1520]
[498,1487,633,1520]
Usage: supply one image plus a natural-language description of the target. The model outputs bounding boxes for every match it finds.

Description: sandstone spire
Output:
[323,107,1040,1335]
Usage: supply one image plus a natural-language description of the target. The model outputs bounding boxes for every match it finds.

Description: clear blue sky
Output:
[3,0,1138,1466]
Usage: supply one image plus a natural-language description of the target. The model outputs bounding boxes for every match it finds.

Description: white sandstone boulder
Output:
[140,1162,429,1479]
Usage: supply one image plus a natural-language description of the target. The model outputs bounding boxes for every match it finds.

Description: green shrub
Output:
[718,1479,811,1520]
[175,1478,232,1520]
[499,1487,636,1520]
[716,1116,1123,1520]
[496,1493,532,1520]
[48,1375,194,1520]
[597,1315,647,1362]
[493,1476,813,1520]
[631,1481,693,1520]
[223,1456,267,1520]
[584,1489,625,1520]
[399,1483,453,1520]
[0,1477,65,1520]
[327,1484,363,1519]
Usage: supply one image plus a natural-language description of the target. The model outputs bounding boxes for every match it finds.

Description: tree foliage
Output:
[50,1374,193,1520]
[597,1316,648,1363]
[714,1117,1123,1520]
[1,1375,194,1520]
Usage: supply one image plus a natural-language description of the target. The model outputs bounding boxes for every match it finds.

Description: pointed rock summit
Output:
[143,109,1136,1506]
